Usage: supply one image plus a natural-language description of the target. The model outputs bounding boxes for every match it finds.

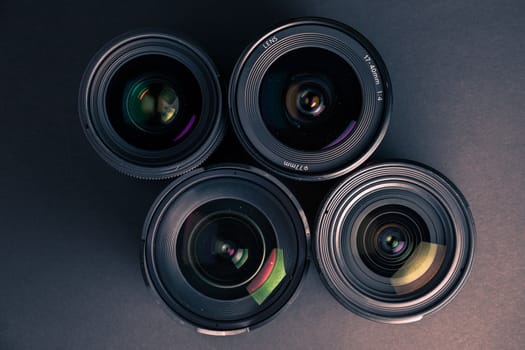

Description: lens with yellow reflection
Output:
[315,161,475,323]
[142,165,309,334]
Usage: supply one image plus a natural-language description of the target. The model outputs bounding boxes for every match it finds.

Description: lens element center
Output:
[379,227,407,255]
[297,88,325,117]
[125,78,181,132]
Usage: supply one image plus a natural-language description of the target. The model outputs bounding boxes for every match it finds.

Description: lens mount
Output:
[141,164,309,334]
[79,31,224,179]
[314,161,475,323]
[229,18,392,181]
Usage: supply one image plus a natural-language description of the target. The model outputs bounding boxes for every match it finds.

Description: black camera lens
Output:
[314,162,475,322]
[229,18,391,181]
[142,165,309,334]
[79,32,224,179]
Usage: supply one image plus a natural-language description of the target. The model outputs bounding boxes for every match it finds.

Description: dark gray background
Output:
[1,0,524,349]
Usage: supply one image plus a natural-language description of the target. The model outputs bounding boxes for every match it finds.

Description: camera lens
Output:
[79,31,224,179]
[229,18,391,181]
[314,161,475,322]
[142,165,309,334]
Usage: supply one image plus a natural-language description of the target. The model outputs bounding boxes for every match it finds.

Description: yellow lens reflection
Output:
[390,242,446,295]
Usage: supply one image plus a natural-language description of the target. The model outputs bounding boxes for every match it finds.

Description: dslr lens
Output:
[314,162,475,322]
[79,31,224,179]
[229,18,391,181]
[142,165,309,334]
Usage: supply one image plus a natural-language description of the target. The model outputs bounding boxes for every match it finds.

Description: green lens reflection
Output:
[232,248,249,269]
[246,248,286,305]
[125,78,180,132]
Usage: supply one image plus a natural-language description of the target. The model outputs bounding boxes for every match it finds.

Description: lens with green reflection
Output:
[187,211,266,288]
[124,77,180,132]
[177,199,283,301]
[142,165,309,333]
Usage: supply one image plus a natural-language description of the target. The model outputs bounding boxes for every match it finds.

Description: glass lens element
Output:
[297,88,324,116]
[106,55,202,151]
[260,48,362,151]
[285,75,329,122]
[177,199,284,302]
[189,212,265,287]
[125,77,180,132]
[356,204,447,296]
[378,226,407,256]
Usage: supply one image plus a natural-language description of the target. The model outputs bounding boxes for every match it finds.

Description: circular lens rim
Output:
[229,17,392,181]
[314,161,476,323]
[79,30,225,179]
[141,164,310,334]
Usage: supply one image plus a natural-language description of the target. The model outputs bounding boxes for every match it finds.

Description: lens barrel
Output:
[141,164,309,334]
[229,18,392,181]
[314,161,475,323]
[79,31,224,179]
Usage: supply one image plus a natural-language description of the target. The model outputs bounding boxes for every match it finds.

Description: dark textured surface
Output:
[1,0,524,349]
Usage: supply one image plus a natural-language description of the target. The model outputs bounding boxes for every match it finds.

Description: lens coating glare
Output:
[297,88,324,116]
[260,47,362,151]
[379,227,407,256]
[125,77,180,132]
[355,204,445,290]
[106,55,202,151]
[188,212,265,288]
[177,199,281,301]
[285,75,329,122]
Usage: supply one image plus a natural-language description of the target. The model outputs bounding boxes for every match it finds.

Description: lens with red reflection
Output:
[142,165,309,334]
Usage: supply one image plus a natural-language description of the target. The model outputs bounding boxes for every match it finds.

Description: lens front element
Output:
[230,18,392,180]
[315,162,475,322]
[142,165,309,333]
[79,32,224,179]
